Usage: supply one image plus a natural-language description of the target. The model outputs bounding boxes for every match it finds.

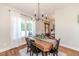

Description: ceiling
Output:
[2,3,79,16]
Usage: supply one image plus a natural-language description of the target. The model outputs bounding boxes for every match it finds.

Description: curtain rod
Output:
[8,9,32,18]
[20,13,32,18]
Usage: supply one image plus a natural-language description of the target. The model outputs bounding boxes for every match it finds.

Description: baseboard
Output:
[0,47,12,53]
[0,42,26,53]
[0,44,27,56]
[60,44,79,51]
[60,44,79,56]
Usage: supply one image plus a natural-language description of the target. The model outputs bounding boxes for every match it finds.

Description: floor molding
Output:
[59,46,79,56]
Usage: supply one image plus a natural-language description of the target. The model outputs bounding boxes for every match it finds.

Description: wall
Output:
[0,4,26,52]
[36,20,45,34]
[0,5,11,52]
[36,17,55,34]
[55,6,79,51]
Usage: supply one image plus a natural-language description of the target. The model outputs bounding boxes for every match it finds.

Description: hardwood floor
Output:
[0,44,79,56]
[0,44,27,56]
[59,46,79,56]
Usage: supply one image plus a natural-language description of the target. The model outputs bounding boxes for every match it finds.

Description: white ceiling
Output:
[2,3,79,16]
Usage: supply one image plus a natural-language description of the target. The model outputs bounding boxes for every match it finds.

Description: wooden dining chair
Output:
[49,39,60,56]
[25,37,31,53]
[53,39,60,56]
[30,40,41,56]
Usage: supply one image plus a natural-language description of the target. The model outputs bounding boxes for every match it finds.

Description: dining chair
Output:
[25,37,31,53]
[49,39,60,56]
[30,40,41,56]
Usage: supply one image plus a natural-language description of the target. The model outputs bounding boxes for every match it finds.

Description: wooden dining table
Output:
[34,38,53,56]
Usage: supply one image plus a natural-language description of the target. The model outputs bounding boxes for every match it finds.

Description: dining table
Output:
[28,37,56,56]
[34,38,56,56]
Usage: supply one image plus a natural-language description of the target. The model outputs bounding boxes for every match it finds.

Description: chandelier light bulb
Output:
[34,3,48,21]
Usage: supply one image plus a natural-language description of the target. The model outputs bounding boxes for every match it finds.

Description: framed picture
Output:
[77,14,79,23]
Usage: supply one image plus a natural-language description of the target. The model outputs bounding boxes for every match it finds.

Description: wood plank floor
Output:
[0,44,27,56]
[0,44,79,56]
[59,46,79,56]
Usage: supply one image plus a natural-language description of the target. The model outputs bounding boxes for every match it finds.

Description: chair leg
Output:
[30,50,34,56]
[53,52,55,56]
[32,52,33,56]
[36,53,38,56]
[27,47,28,53]
[53,52,58,56]
[49,52,50,55]
[30,51,31,56]
[45,52,47,56]
[56,53,58,56]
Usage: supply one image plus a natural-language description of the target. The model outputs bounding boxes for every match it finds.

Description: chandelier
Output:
[34,3,48,21]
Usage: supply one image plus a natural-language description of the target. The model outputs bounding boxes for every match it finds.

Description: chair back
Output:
[55,39,60,51]
[30,40,38,53]
[25,37,31,47]
[25,38,28,44]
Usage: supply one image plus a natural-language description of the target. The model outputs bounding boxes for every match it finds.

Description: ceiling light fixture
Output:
[34,3,48,21]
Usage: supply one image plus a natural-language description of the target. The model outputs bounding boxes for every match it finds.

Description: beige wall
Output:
[36,20,44,34]
[55,6,79,51]
[0,5,11,52]
[36,17,55,34]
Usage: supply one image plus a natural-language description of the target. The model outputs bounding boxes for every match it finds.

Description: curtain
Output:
[10,10,22,40]
[10,10,22,47]
[9,10,36,47]
[32,20,36,36]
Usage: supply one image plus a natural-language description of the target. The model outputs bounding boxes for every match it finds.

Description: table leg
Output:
[42,52,44,56]
[45,52,47,56]
[42,52,47,56]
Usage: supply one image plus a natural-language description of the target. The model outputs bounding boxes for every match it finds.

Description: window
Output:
[21,19,26,37]
[10,10,36,40]
[20,17,36,37]
[26,21,32,37]
[21,22,25,31]
[27,22,32,31]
